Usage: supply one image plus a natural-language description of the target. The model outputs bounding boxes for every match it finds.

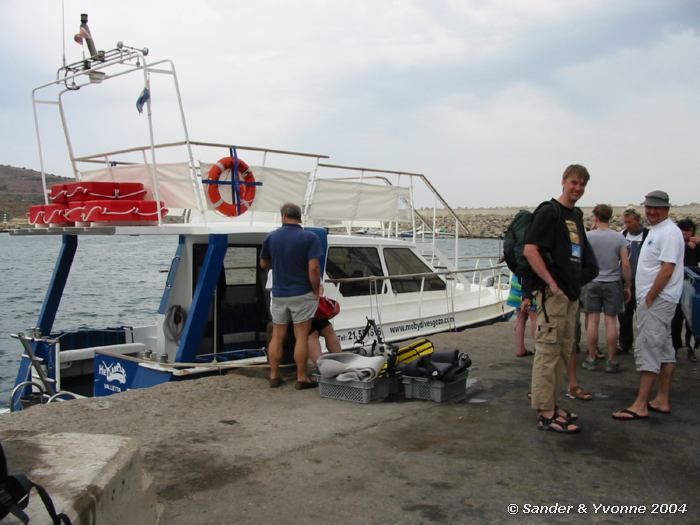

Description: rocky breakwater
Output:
[424,204,700,239]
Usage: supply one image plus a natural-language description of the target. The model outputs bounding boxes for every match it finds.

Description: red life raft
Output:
[65,200,167,224]
[27,204,73,227]
[49,182,147,204]
[28,181,163,228]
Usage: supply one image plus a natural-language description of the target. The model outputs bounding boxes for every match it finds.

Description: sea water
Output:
[0,233,500,407]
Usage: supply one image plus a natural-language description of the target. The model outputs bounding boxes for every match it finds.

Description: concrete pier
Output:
[1,433,161,524]
[0,321,698,523]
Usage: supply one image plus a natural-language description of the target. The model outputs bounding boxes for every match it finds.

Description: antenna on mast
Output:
[75,13,98,58]
[61,0,66,67]
[73,13,105,70]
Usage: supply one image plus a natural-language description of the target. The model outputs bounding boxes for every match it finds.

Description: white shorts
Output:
[270,292,318,325]
[634,298,676,374]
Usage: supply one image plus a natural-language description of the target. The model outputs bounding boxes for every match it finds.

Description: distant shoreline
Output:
[418,204,700,238]
[4,206,699,240]
[442,203,700,216]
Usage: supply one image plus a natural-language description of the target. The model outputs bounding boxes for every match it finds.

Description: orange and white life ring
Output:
[207,157,256,216]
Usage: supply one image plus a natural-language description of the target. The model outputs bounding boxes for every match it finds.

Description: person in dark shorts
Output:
[671,219,700,362]
[506,274,537,357]
[308,318,342,364]
[581,204,632,373]
[523,164,598,433]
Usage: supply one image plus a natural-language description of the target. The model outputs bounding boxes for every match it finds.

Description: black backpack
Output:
[502,200,561,277]
[502,209,533,275]
[0,442,71,524]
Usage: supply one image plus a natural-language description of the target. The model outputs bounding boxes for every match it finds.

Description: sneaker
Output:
[689,349,698,363]
[605,360,621,373]
[581,357,597,371]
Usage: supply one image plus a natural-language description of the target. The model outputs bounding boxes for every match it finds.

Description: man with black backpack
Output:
[523,164,599,434]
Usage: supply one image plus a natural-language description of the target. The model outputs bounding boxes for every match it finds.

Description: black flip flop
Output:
[612,408,648,421]
[516,350,535,357]
[269,377,285,388]
[295,381,318,390]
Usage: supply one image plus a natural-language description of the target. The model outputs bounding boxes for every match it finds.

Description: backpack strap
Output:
[0,474,31,524]
[22,476,72,525]
[0,474,71,525]
[529,199,561,297]
[533,199,564,322]
[0,442,71,524]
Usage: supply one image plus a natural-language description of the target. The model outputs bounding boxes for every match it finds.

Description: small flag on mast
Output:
[136,87,150,114]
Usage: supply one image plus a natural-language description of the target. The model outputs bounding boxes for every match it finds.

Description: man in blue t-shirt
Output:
[260,203,323,389]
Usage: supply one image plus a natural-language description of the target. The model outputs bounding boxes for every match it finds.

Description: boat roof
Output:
[17,41,470,242]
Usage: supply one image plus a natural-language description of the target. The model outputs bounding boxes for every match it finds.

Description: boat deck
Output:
[1,320,698,524]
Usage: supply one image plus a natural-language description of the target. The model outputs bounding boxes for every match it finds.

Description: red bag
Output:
[315,297,340,320]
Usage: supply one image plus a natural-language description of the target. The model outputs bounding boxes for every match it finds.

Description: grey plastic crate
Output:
[402,371,468,402]
[318,376,391,404]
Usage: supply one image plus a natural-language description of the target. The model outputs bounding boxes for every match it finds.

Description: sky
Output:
[1,0,699,208]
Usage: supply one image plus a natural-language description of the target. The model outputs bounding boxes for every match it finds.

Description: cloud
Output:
[403,26,700,206]
[0,0,698,207]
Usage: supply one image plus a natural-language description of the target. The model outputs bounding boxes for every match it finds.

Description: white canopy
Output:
[307,179,411,221]
[80,162,311,214]
[80,163,202,210]
[79,162,412,224]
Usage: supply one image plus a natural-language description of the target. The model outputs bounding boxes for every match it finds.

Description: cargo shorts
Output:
[634,298,676,374]
[531,288,579,412]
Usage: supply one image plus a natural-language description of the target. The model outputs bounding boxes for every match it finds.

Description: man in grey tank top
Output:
[581,204,632,373]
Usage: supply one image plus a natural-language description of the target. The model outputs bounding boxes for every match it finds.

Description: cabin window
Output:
[223,247,257,285]
[383,248,446,293]
[326,247,385,297]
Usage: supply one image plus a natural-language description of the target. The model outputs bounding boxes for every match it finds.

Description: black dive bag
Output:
[0,441,71,524]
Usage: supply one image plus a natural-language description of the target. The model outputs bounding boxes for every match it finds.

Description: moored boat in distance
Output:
[8,20,512,411]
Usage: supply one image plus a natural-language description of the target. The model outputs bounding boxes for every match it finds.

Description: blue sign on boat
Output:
[94,353,139,397]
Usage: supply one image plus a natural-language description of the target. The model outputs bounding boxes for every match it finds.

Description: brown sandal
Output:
[567,385,593,401]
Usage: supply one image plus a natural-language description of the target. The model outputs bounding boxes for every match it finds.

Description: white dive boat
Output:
[9,23,512,411]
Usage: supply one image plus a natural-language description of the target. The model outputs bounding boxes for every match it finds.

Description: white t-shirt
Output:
[625,231,644,244]
[635,218,685,303]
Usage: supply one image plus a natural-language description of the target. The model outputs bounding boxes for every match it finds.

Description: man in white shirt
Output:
[612,191,685,420]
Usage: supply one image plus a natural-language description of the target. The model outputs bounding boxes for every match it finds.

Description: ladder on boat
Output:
[10,331,81,411]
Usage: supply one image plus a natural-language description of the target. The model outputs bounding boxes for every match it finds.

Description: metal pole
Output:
[454,217,459,269]
[141,57,163,226]
[166,60,204,215]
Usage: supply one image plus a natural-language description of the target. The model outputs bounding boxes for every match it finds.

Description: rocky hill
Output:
[423,205,700,238]
[0,165,69,223]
